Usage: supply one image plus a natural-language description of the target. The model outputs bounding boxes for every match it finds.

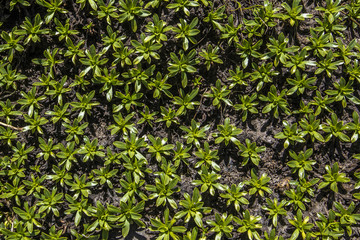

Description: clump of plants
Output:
[0,0,360,239]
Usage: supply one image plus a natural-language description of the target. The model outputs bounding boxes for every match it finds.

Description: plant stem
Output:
[0,121,23,131]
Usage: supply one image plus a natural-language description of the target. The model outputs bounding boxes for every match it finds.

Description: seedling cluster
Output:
[0,0,360,239]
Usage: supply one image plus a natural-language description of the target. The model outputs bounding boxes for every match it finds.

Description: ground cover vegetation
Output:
[0,0,360,239]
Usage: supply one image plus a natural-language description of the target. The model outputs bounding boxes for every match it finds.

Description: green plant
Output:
[92,166,118,189]
[194,141,220,171]
[285,49,316,74]
[310,90,334,116]
[107,112,137,136]
[314,209,344,240]
[34,187,63,217]
[251,62,279,92]
[0,29,24,62]
[122,155,152,184]
[121,64,155,93]
[314,13,346,41]
[148,72,173,99]
[78,136,105,162]
[112,41,134,67]
[118,0,151,32]
[131,33,163,64]
[46,75,71,106]
[324,77,360,108]
[259,85,291,119]
[275,120,305,149]
[172,17,200,51]
[220,183,249,212]
[11,141,35,165]
[64,39,86,64]
[285,187,310,211]
[117,171,148,203]
[63,196,92,227]
[212,117,242,146]
[335,38,359,65]
[173,88,200,115]
[8,0,30,10]
[280,0,313,27]
[79,45,108,77]
[237,139,266,166]
[70,90,100,121]
[47,165,72,187]
[56,141,80,171]
[234,209,262,240]
[14,14,49,44]
[108,200,145,238]
[87,201,118,239]
[262,198,287,227]
[41,225,67,240]
[288,209,314,240]
[315,50,344,77]
[299,113,325,143]
[290,178,319,197]
[93,68,123,102]
[206,212,234,240]
[17,86,46,117]
[32,48,64,75]
[101,25,126,52]
[220,14,241,45]
[319,113,350,142]
[45,103,70,125]
[54,18,79,42]
[149,208,186,240]
[346,111,360,142]
[203,4,226,30]
[36,0,68,24]
[145,172,180,209]
[286,70,317,96]
[0,126,18,146]
[234,93,259,122]
[0,99,22,124]
[288,148,316,179]
[204,79,232,108]
[333,201,360,236]
[76,0,98,10]
[264,228,284,240]
[156,106,180,128]
[147,135,174,162]
[168,49,199,88]
[192,165,225,196]
[180,119,209,148]
[144,14,172,43]
[199,44,223,70]
[63,118,88,144]
[172,141,192,167]
[262,32,300,67]
[304,30,337,57]
[23,174,46,196]
[167,0,199,16]
[227,66,250,89]
[0,64,27,91]
[236,39,263,69]
[94,0,119,25]
[318,162,350,193]
[13,202,44,234]
[0,178,26,206]
[65,174,97,200]
[114,133,147,160]
[174,187,211,227]
[245,168,272,197]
